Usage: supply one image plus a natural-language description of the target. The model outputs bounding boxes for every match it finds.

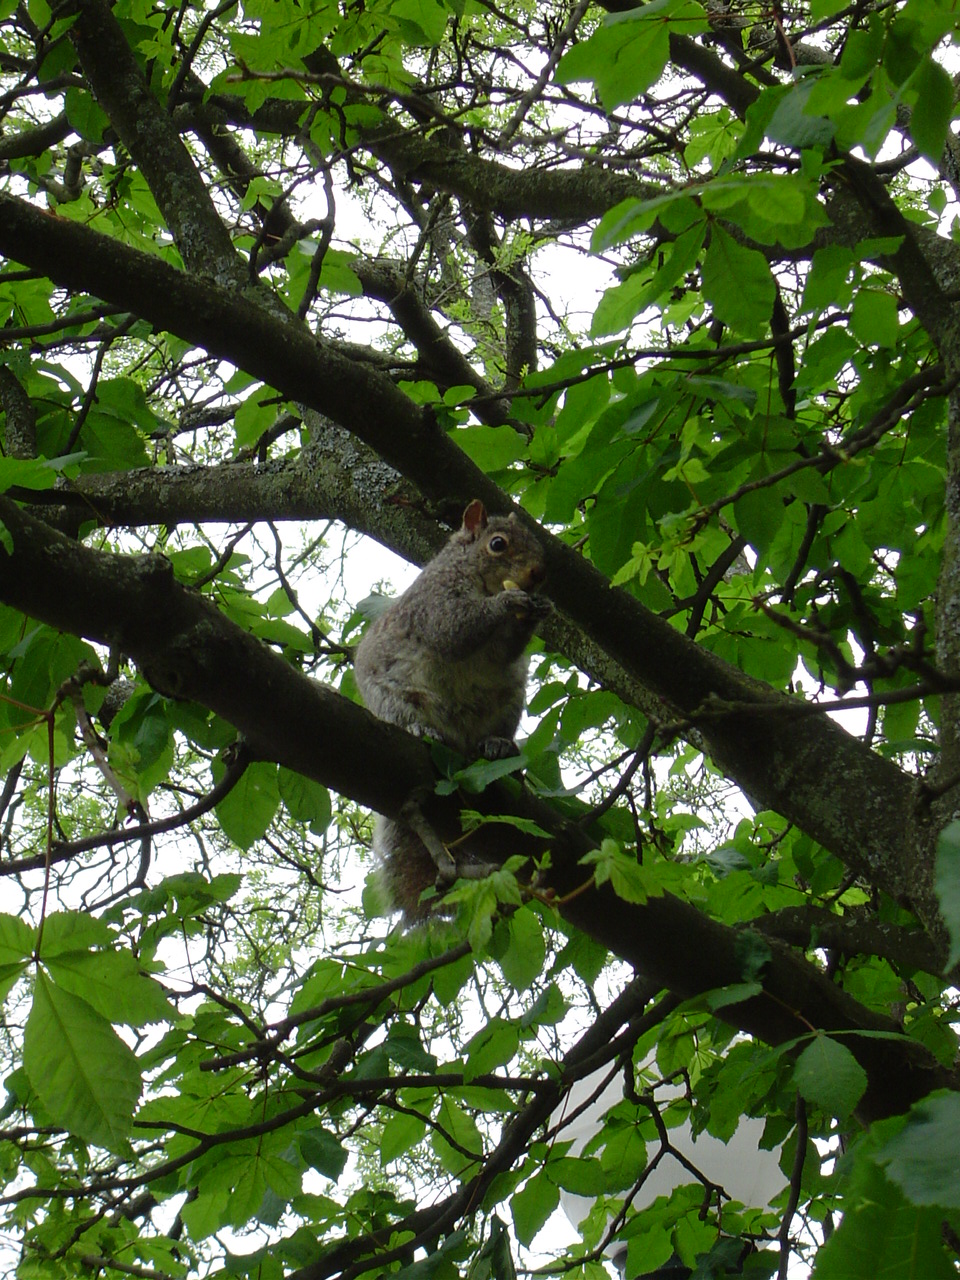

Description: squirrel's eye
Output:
[488,535,509,554]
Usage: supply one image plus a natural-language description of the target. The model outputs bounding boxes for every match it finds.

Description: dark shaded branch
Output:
[0,492,434,818]
[351,259,513,421]
[0,365,36,458]
[0,111,71,160]
[178,90,656,223]
[752,905,945,978]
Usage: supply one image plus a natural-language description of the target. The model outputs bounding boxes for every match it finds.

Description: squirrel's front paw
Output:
[479,735,520,760]
[504,590,553,622]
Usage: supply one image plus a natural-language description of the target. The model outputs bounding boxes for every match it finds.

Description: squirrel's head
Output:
[458,500,547,593]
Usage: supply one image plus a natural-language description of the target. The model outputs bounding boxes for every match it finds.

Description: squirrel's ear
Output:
[461,500,487,535]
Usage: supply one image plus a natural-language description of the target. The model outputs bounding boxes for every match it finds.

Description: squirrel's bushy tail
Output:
[373,816,443,922]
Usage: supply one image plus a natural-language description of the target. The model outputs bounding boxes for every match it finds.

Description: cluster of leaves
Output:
[0,0,958,1279]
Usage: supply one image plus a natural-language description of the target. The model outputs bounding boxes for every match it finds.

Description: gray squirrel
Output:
[355,500,552,917]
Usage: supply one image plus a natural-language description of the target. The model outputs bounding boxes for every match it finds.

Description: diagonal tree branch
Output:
[62,0,242,284]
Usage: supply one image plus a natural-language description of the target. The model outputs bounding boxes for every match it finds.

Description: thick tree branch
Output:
[178,91,657,223]
[752,905,945,978]
[63,0,241,284]
[350,260,513,421]
[173,46,960,337]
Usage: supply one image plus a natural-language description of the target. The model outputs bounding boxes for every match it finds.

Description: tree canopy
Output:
[0,0,959,1276]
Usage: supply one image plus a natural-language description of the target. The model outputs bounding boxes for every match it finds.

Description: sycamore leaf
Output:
[511,1171,560,1246]
[23,971,141,1150]
[794,1033,867,1118]
[701,225,775,333]
[215,760,280,848]
[875,1092,960,1209]
[933,820,960,970]
[43,949,173,1027]
[814,1161,956,1280]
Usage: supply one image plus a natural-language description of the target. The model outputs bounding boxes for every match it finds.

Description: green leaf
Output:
[793,1033,867,1118]
[215,760,280,848]
[684,107,741,170]
[814,1161,956,1280]
[0,455,64,493]
[180,1187,230,1241]
[234,389,280,450]
[545,1154,606,1195]
[704,981,762,1011]
[591,224,704,336]
[733,486,783,562]
[23,972,141,1150]
[199,1149,270,1227]
[582,839,664,904]
[626,1228,675,1280]
[469,1216,516,1280]
[511,1171,560,1246]
[592,192,698,252]
[809,0,848,18]
[764,82,835,149]
[435,753,525,794]
[464,1019,520,1080]
[733,930,772,981]
[0,914,33,1002]
[391,0,448,45]
[279,768,332,827]
[38,909,115,954]
[875,1092,960,1209]
[42,949,173,1027]
[313,248,361,297]
[701,173,807,226]
[0,912,36,965]
[599,1121,647,1190]
[384,1021,438,1071]
[518,982,568,1028]
[850,288,900,348]
[839,17,884,80]
[459,810,552,840]
[802,244,854,314]
[555,22,664,111]
[496,909,546,991]
[381,1111,428,1164]
[701,225,775,333]
[452,425,527,471]
[298,1126,349,1181]
[910,58,952,162]
[64,87,109,142]
[390,1230,472,1280]
[934,820,960,970]
[556,0,705,111]
[431,1097,483,1177]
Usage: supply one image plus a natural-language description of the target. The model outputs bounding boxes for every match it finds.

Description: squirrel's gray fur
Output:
[355,500,551,917]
